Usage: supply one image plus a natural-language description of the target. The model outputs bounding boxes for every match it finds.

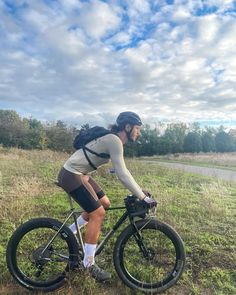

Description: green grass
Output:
[0,148,236,295]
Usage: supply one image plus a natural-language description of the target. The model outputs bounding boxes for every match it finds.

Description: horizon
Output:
[1,108,236,131]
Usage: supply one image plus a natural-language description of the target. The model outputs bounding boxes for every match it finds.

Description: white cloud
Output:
[59,0,82,11]
[0,0,236,127]
[206,0,235,12]
[172,7,191,21]
[197,15,220,43]
[128,0,150,16]
[77,0,121,40]
[108,31,131,46]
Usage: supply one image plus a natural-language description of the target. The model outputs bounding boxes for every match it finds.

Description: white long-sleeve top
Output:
[63,133,145,199]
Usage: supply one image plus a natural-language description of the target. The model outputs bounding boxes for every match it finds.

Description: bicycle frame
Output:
[40,193,153,261]
[7,192,186,294]
[72,194,154,257]
[71,194,131,256]
[95,207,128,256]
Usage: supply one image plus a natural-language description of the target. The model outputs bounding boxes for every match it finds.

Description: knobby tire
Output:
[113,219,186,293]
[6,217,79,292]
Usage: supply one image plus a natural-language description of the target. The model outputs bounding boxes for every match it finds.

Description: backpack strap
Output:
[84,146,110,159]
[82,147,98,170]
[81,132,117,170]
[82,146,110,170]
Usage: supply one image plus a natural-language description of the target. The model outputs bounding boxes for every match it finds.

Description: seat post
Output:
[67,193,75,211]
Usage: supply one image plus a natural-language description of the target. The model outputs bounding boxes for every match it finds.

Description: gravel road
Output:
[150,161,236,182]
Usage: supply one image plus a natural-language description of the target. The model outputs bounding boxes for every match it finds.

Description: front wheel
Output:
[6,217,79,292]
[113,219,186,293]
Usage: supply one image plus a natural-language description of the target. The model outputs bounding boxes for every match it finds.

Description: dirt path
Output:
[147,161,236,182]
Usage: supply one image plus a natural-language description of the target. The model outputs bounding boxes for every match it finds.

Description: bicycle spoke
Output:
[16,227,70,283]
[123,228,177,286]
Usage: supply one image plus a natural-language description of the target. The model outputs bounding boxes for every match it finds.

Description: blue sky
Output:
[0,0,236,128]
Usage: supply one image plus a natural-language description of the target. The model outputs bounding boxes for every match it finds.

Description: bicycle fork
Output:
[131,219,154,260]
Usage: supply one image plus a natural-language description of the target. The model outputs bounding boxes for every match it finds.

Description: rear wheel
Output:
[6,218,79,292]
[113,219,186,293]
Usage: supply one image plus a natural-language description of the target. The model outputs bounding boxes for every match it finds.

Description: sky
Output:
[0,0,236,128]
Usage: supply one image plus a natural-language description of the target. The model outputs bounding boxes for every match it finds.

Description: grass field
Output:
[0,148,236,295]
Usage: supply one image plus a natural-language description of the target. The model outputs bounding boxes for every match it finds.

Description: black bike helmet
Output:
[116,111,142,127]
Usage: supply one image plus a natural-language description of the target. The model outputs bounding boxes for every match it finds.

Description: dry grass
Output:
[0,148,236,295]
[0,148,68,225]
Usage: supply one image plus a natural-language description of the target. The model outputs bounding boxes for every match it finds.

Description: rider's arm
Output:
[106,135,146,200]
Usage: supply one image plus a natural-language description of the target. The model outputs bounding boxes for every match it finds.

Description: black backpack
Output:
[73,126,111,170]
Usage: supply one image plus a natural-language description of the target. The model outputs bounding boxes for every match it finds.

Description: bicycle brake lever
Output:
[148,201,159,217]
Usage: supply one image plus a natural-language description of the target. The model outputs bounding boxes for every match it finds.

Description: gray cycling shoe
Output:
[88,264,111,282]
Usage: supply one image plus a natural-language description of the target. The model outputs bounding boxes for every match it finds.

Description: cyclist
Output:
[57,111,157,281]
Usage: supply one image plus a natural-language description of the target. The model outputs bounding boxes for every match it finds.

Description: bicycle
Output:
[6,183,186,294]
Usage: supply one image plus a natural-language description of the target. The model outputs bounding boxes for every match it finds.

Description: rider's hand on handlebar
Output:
[142,189,152,197]
[143,196,157,208]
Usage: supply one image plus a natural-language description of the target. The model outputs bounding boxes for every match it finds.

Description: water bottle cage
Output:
[124,195,149,218]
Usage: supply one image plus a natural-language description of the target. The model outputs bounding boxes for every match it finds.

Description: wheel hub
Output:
[145,248,155,261]
[32,245,52,265]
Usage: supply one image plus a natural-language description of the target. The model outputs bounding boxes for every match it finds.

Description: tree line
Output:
[1,110,236,156]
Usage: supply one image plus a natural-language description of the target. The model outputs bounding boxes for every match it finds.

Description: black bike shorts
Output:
[57,167,105,213]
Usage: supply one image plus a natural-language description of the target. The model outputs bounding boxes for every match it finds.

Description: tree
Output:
[21,118,47,149]
[0,110,25,147]
[45,121,74,152]
[229,129,236,151]
[157,136,172,155]
[215,131,234,152]
[189,122,201,133]
[183,132,202,153]
[1,109,236,155]
[163,123,187,153]
[201,128,216,152]
[137,124,159,156]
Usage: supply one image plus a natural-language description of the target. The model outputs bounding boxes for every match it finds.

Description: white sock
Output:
[83,243,97,268]
[69,215,88,234]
